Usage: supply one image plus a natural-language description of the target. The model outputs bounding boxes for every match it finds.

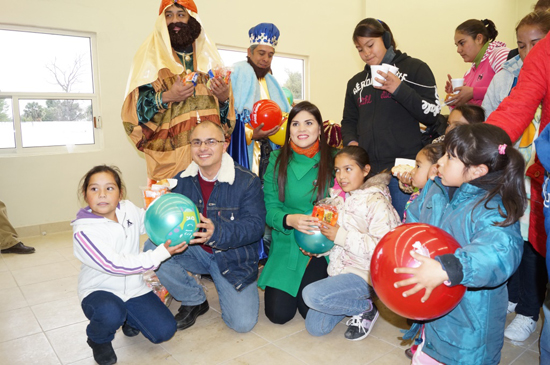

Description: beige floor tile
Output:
[509,348,540,365]
[0,286,29,313]
[19,275,79,306]
[0,257,8,272]
[0,306,42,342]
[12,260,79,287]
[251,301,306,342]
[2,248,67,271]
[223,343,305,365]
[69,340,181,365]
[56,245,77,261]
[0,333,61,365]
[46,321,148,364]
[30,232,74,249]
[274,321,397,365]
[370,299,412,349]
[163,316,269,364]
[500,339,534,365]
[0,270,17,289]
[367,347,414,364]
[31,296,87,331]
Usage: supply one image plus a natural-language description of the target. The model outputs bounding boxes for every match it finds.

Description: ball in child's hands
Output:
[145,193,200,247]
[370,223,466,320]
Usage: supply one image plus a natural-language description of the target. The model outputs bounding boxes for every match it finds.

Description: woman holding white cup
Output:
[445,19,509,107]
[341,18,440,219]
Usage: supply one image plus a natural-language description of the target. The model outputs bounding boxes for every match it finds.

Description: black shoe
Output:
[87,338,117,365]
[175,300,209,330]
[405,348,413,359]
[1,242,35,254]
[122,322,140,337]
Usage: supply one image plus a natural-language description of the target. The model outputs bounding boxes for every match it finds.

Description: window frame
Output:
[217,44,308,102]
[0,24,102,157]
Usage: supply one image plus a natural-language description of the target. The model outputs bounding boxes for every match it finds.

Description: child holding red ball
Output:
[395,124,525,364]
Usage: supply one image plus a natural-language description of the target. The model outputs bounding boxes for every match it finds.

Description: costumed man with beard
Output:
[228,23,291,181]
[122,0,235,181]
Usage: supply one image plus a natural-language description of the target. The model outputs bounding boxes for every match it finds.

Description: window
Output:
[218,47,306,101]
[0,26,101,154]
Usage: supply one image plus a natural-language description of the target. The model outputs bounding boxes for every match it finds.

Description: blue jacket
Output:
[406,178,523,365]
[171,153,266,291]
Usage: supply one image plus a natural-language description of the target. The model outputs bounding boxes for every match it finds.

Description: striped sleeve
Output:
[73,230,170,276]
[489,47,510,74]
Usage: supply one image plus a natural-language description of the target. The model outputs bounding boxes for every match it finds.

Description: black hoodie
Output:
[341,50,441,173]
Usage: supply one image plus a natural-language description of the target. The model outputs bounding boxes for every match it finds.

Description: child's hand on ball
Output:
[164,240,188,255]
[393,251,449,303]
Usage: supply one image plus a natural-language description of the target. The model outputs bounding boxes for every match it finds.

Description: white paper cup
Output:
[451,78,464,94]
[371,65,389,87]
[382,63,399,75]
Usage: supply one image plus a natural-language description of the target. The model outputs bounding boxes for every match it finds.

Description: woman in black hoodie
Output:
[341,18,441,219]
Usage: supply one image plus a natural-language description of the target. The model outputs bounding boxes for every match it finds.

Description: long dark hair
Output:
[456,19,499,43]
[78,165,126,202]
[335,146,370,182]
[444,124,526,227]
[352,18,397,50]
[274,101,333,202]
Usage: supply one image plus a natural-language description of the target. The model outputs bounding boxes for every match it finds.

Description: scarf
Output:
[474,42,490,68]
[290,140,319,158]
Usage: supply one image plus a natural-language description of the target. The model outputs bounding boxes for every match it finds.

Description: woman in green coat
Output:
[258,101,334,324]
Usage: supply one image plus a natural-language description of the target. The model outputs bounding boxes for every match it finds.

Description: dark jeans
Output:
[507,240,547,320]
[388,176,409,220]
[81,290,176,344]
[264,256,328,324]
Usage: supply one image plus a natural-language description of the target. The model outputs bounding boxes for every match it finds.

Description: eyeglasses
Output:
[190,138,225,148]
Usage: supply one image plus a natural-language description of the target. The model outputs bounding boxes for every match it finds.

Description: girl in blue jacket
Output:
[395,123,526,365]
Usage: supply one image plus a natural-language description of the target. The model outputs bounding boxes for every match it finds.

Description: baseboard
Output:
[16,221,72,238]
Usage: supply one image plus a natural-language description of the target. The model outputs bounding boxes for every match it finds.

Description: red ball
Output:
[250,100,283,130]
[371,223,466,320]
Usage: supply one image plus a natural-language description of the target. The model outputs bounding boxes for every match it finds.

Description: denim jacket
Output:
[171,153,266,291]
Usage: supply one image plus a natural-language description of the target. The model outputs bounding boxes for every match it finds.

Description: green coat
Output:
[258,149,331,296]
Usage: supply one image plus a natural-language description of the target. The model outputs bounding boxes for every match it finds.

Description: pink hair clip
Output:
[498,144,507,155]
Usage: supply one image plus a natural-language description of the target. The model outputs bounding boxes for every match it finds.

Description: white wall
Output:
[0,0,536,229]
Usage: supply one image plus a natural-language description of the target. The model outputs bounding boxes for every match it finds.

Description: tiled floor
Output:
[0,231,543,364]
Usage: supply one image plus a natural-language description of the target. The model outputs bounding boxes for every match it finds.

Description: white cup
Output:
[371,64,389,87]
[451,78,464,94]
[382,63,399,75]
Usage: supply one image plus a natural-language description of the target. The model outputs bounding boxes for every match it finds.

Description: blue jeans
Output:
[81,290,176,344]
[302,273,372,336]
[541,176,550,364]
[144,240,259,333]
[388,176,409,220]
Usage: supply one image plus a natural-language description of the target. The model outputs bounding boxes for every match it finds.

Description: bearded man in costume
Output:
[122,0,235,180]
[228,23,290,180]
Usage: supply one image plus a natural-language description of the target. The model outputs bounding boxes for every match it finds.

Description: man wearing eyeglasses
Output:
[122,0,235,181]
[144,120,265,333]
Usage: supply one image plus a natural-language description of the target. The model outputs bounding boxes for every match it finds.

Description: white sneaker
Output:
[504,314,537,341]
[507,301,517,314]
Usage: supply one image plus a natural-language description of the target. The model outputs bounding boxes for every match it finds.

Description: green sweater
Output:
[258,149,331,296]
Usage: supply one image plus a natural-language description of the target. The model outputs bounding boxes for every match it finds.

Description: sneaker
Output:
[504,314,537,341]
[87,338,117,365]
[175,300,209,330]
[344,301,379,341]
[507,301,518,314]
